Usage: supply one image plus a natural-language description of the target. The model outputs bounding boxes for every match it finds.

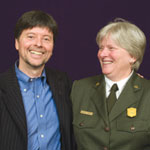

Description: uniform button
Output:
[103,146,108,150]
[104,127,110,132]
[130,126,135,131]
[79,122,84,126]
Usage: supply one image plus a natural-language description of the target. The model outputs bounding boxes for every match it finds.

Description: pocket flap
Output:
[117,119,148,133]
[73,115,99,129]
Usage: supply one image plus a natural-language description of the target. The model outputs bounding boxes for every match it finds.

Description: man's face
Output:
[15,26,54,72]
[97,35,136,81]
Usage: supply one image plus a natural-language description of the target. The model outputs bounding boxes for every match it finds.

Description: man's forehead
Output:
[21,26,53,35]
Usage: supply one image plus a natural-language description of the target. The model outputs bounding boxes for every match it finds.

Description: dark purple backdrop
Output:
[0,0,149,80]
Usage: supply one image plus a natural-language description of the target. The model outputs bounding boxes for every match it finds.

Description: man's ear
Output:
[15,39,19,51]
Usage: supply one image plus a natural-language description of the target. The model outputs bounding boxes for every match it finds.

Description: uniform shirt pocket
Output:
[117,119,148,133]
[73,114,99,129]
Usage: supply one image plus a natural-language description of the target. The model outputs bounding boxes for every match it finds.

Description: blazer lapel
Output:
[91,75,109,125]
[1,66,27,138]
[45,68,65,125]
[46,68,73,150]
[109,72,142,122]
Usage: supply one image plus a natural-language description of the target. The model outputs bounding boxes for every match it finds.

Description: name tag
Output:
[80,110,93,116]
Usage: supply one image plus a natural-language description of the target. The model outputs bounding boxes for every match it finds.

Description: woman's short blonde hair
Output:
[96,18,146,71]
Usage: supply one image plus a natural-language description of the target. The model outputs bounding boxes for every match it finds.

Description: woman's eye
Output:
[99,47,104,50]
[109,47,115,50]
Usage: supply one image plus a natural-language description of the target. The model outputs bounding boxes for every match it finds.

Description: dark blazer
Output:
[0,65,74,150]
[71,72,150,150]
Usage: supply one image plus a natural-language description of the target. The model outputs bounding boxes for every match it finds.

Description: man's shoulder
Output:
[45,67,72,89]
[45,67,69,78]
[0,66,16,90]
[0,66,15,81]
[45,67,66,75]
[45,67,72,85]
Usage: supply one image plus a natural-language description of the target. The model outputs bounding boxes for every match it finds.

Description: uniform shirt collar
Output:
[104,71,133,98]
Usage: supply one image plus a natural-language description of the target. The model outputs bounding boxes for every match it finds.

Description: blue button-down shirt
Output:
[15,64,61,150]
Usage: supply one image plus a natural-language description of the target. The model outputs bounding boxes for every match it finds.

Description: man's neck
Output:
[18,65,44,78]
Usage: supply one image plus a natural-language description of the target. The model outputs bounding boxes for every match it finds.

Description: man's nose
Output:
[35,37,43,47]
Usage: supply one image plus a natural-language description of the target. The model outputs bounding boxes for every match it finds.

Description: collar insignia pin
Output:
[96,82,100,86]
[134,85,139,89]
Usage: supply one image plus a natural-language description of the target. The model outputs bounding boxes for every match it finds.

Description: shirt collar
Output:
[105,70,134,91]
[15,61,47,86]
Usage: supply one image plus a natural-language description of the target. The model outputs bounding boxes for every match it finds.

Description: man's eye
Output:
[27,35,34,39]
[44,36,52,41]
[44,38,50,41]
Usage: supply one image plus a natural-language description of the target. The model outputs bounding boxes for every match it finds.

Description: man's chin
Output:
[27,61,46,69]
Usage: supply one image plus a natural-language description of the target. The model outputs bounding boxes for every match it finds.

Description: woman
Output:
[71,19,150,150]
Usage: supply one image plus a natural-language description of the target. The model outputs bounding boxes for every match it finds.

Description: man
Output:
[71,19,150,150]
[0,10,74,150]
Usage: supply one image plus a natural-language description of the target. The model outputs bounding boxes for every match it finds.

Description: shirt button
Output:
[37,95,40,98]
[24,89,27,92]
[41,134,44,138]
[104,127,110,132]
[40,114,43,118]
[29,78,33,82]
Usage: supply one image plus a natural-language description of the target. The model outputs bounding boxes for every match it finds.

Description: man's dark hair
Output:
[14,10,58,42]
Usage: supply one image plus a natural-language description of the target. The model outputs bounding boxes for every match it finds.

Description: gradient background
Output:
[0,0,149,80]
